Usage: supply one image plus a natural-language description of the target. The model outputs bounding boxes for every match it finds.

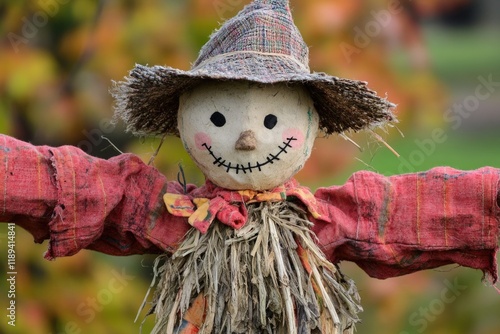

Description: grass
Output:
[390,25,500,88]
[424,26,500,83]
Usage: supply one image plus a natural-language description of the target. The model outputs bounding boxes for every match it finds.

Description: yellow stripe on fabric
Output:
[416,174,421,246]
[289,187,321,219]
[97,170,107,219]
[66,147,79,250]
[188,200,211,227]
[353,173,361,240]
[387,244,401,267]
[163,193,196,217]
[481,172,485,243]
[443,173,448,247]
[36,152,40,201]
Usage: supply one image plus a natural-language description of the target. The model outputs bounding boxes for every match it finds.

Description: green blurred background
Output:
[1,0,500,333]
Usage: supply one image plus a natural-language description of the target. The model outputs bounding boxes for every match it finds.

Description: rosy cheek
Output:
[282,128,305,148]
[194,132,212,150]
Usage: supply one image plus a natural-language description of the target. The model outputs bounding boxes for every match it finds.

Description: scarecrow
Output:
[1,0,499,333]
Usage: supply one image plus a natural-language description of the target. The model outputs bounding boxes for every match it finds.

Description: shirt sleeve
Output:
[312,167,500,282]
[0,134,191,260]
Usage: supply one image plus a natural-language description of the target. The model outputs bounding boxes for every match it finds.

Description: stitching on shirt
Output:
[377,180,391,240]
[97,166,107,220]
[416,174,421,246]
[37,152,42,201]
[481,172,485,244]
[324,237,458,249]
[443,169,448,247]
[66,147,79,250]
[2,135,7,215]
[353,173,361,240]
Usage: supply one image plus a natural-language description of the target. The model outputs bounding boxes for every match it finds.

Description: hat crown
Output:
[113,0,395,138]
[193,0,309,71]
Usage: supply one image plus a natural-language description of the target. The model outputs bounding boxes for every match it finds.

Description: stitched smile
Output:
[202,137,297,174]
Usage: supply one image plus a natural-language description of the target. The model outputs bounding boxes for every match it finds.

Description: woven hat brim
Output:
[112,55,395,137]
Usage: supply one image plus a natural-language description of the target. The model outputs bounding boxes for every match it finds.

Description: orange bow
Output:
[164,182,322,233]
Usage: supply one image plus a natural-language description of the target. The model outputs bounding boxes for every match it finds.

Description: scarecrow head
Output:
[113,0,395,190]
[178,81,318,190]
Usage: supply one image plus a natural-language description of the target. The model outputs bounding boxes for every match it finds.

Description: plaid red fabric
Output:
[312,167,500,281]
[1,134,498,281]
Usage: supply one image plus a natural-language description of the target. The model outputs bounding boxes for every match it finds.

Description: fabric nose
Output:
[235,130,257,151]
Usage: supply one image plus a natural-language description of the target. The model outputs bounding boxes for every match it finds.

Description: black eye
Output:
[210,111,226,127]
[264,114,278,130]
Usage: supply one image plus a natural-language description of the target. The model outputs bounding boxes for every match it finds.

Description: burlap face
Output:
[178,81,319,190]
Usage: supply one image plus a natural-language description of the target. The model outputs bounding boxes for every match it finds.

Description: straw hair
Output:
[139,201,362,333]
[112,0,395,137]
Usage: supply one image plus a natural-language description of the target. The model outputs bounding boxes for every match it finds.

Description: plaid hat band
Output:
[192,50,310,73]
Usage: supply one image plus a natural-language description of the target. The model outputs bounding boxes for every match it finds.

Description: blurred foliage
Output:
[0,0,500,333]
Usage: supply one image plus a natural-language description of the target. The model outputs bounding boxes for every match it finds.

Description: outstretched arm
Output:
[312,167,500,281]
[0,134,190,260]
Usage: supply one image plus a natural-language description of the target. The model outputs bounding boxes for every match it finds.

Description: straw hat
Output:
[113,0,395,137]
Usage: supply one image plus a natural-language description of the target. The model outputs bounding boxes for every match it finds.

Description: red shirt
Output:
[1,134,498,281]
